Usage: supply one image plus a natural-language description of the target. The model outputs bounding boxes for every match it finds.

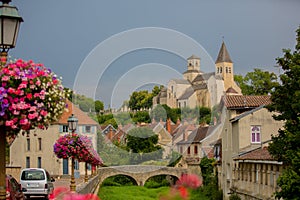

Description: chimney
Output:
[166,118,171,133]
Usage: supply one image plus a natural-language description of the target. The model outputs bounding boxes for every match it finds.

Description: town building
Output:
[218,95,284,200]
[9,100,99,177]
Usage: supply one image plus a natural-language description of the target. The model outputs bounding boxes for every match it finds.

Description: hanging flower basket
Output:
[53,133,103,165]
[0,59,68,136]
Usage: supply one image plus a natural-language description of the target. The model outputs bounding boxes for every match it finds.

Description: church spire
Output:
[215,41,233,64]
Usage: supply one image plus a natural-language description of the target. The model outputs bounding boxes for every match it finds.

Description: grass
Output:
[98,186,210,200]
[98,186,170,200]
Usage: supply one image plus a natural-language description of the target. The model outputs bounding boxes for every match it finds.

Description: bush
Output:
[229,193,241,200]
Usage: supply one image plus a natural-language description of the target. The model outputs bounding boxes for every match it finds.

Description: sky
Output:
[10,0,300,108]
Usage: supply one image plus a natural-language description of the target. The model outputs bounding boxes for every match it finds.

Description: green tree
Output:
[129,90,153,110]
[126,127,163,164]
[234,68,278,95]
[150,105,167,122]
[95,100,104,113]
[267,26,300,199]
[127,127,161,153]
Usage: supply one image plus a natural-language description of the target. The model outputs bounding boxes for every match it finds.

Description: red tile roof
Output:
[222,95,271,109]
[56,99,98,125]
[235,147,275,161]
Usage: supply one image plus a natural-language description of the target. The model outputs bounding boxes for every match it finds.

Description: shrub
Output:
[229,193,241,200]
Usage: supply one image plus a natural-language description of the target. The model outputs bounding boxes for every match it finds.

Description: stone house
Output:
[10,100,99,177]
[218,95,284,200]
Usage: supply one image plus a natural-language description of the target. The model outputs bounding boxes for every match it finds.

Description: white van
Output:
[20,168,55,200]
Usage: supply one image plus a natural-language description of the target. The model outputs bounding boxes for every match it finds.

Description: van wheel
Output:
[44,195,49,200]
[25,195,30,199]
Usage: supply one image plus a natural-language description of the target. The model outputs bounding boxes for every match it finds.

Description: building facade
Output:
[10,100,99,177]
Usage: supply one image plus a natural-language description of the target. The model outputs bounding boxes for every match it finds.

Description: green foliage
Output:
[101,175,137,186]
[200,157,215,185]
[129,90,153,110]
[126,127,163,164]
[144,175,170,188]
[132,111,151,123]
[127,127,161,153]
[150,104,167,122]
[229,193,241,200]
[234,68,278,95]
[199,106,212,124]
[95,100,104,113]
[267,26,300,199]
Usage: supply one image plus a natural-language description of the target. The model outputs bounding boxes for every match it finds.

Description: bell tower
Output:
[215,41,234,91]
[183,55,200,82]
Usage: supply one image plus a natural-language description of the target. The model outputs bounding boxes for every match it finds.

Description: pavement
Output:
[52,175,88,192]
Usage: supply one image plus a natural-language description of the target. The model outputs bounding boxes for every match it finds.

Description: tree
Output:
[267,26,300,199]
[126,127,163,164]
[129,90,153,110]
[234,69,278,95]
[94,100,104,113]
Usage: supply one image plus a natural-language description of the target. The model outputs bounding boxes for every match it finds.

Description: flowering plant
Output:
[53,133,103,165]
[0,59,68,136]
[49,187,100,200]
[159,174,202,200]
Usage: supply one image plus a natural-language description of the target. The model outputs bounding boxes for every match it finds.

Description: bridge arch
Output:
[98,165,189,186]
[100,174,138,186]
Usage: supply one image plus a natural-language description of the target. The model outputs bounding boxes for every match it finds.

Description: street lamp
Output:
[0,0,22,199]
[0,0,23,60]
[67,114,78,192]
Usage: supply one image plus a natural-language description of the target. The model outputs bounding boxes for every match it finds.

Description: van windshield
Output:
[21,170,45,180]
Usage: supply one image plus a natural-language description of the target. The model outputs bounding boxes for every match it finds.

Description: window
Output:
[62,125,68,132]
[26,138,30,151]
[180,146,183,154]
[226,67,228,73]
[187,146,191,155]
[251,125,261,143]
[74,160,79,170]
[85,126,91,133]
[228,67,232,73]
[220,67,223,73]
[37,157,42,168]
[38,138,42,151]
[26,157,30,168]
[194,146,198,155]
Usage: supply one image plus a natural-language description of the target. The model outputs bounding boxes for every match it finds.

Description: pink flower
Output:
[5,120,14,127]
[40,110,47,116]
[20,118,29,125]
[176,174,202,189]
[1,76,9,81]
[28,113,38,119]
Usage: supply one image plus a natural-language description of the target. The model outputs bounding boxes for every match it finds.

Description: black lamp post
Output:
[67,114,78,192]
[0,1,22,199]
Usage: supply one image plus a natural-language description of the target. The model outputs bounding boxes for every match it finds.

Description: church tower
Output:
[183,55,200,82]
[215,41,234,91]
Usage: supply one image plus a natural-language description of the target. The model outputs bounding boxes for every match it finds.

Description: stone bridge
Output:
[98,165,190,186]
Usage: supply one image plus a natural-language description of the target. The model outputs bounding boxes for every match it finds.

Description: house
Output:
[10,100,99,177]
[232,147,283,200]
[153,41,241,109]
[219,95,284,200]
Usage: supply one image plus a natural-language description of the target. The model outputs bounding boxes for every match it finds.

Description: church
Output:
[153,41,241,109]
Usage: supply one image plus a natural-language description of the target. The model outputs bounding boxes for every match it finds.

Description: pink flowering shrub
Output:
[49,187,100,200]
[159,174,202,200]
[0,59,68,136]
